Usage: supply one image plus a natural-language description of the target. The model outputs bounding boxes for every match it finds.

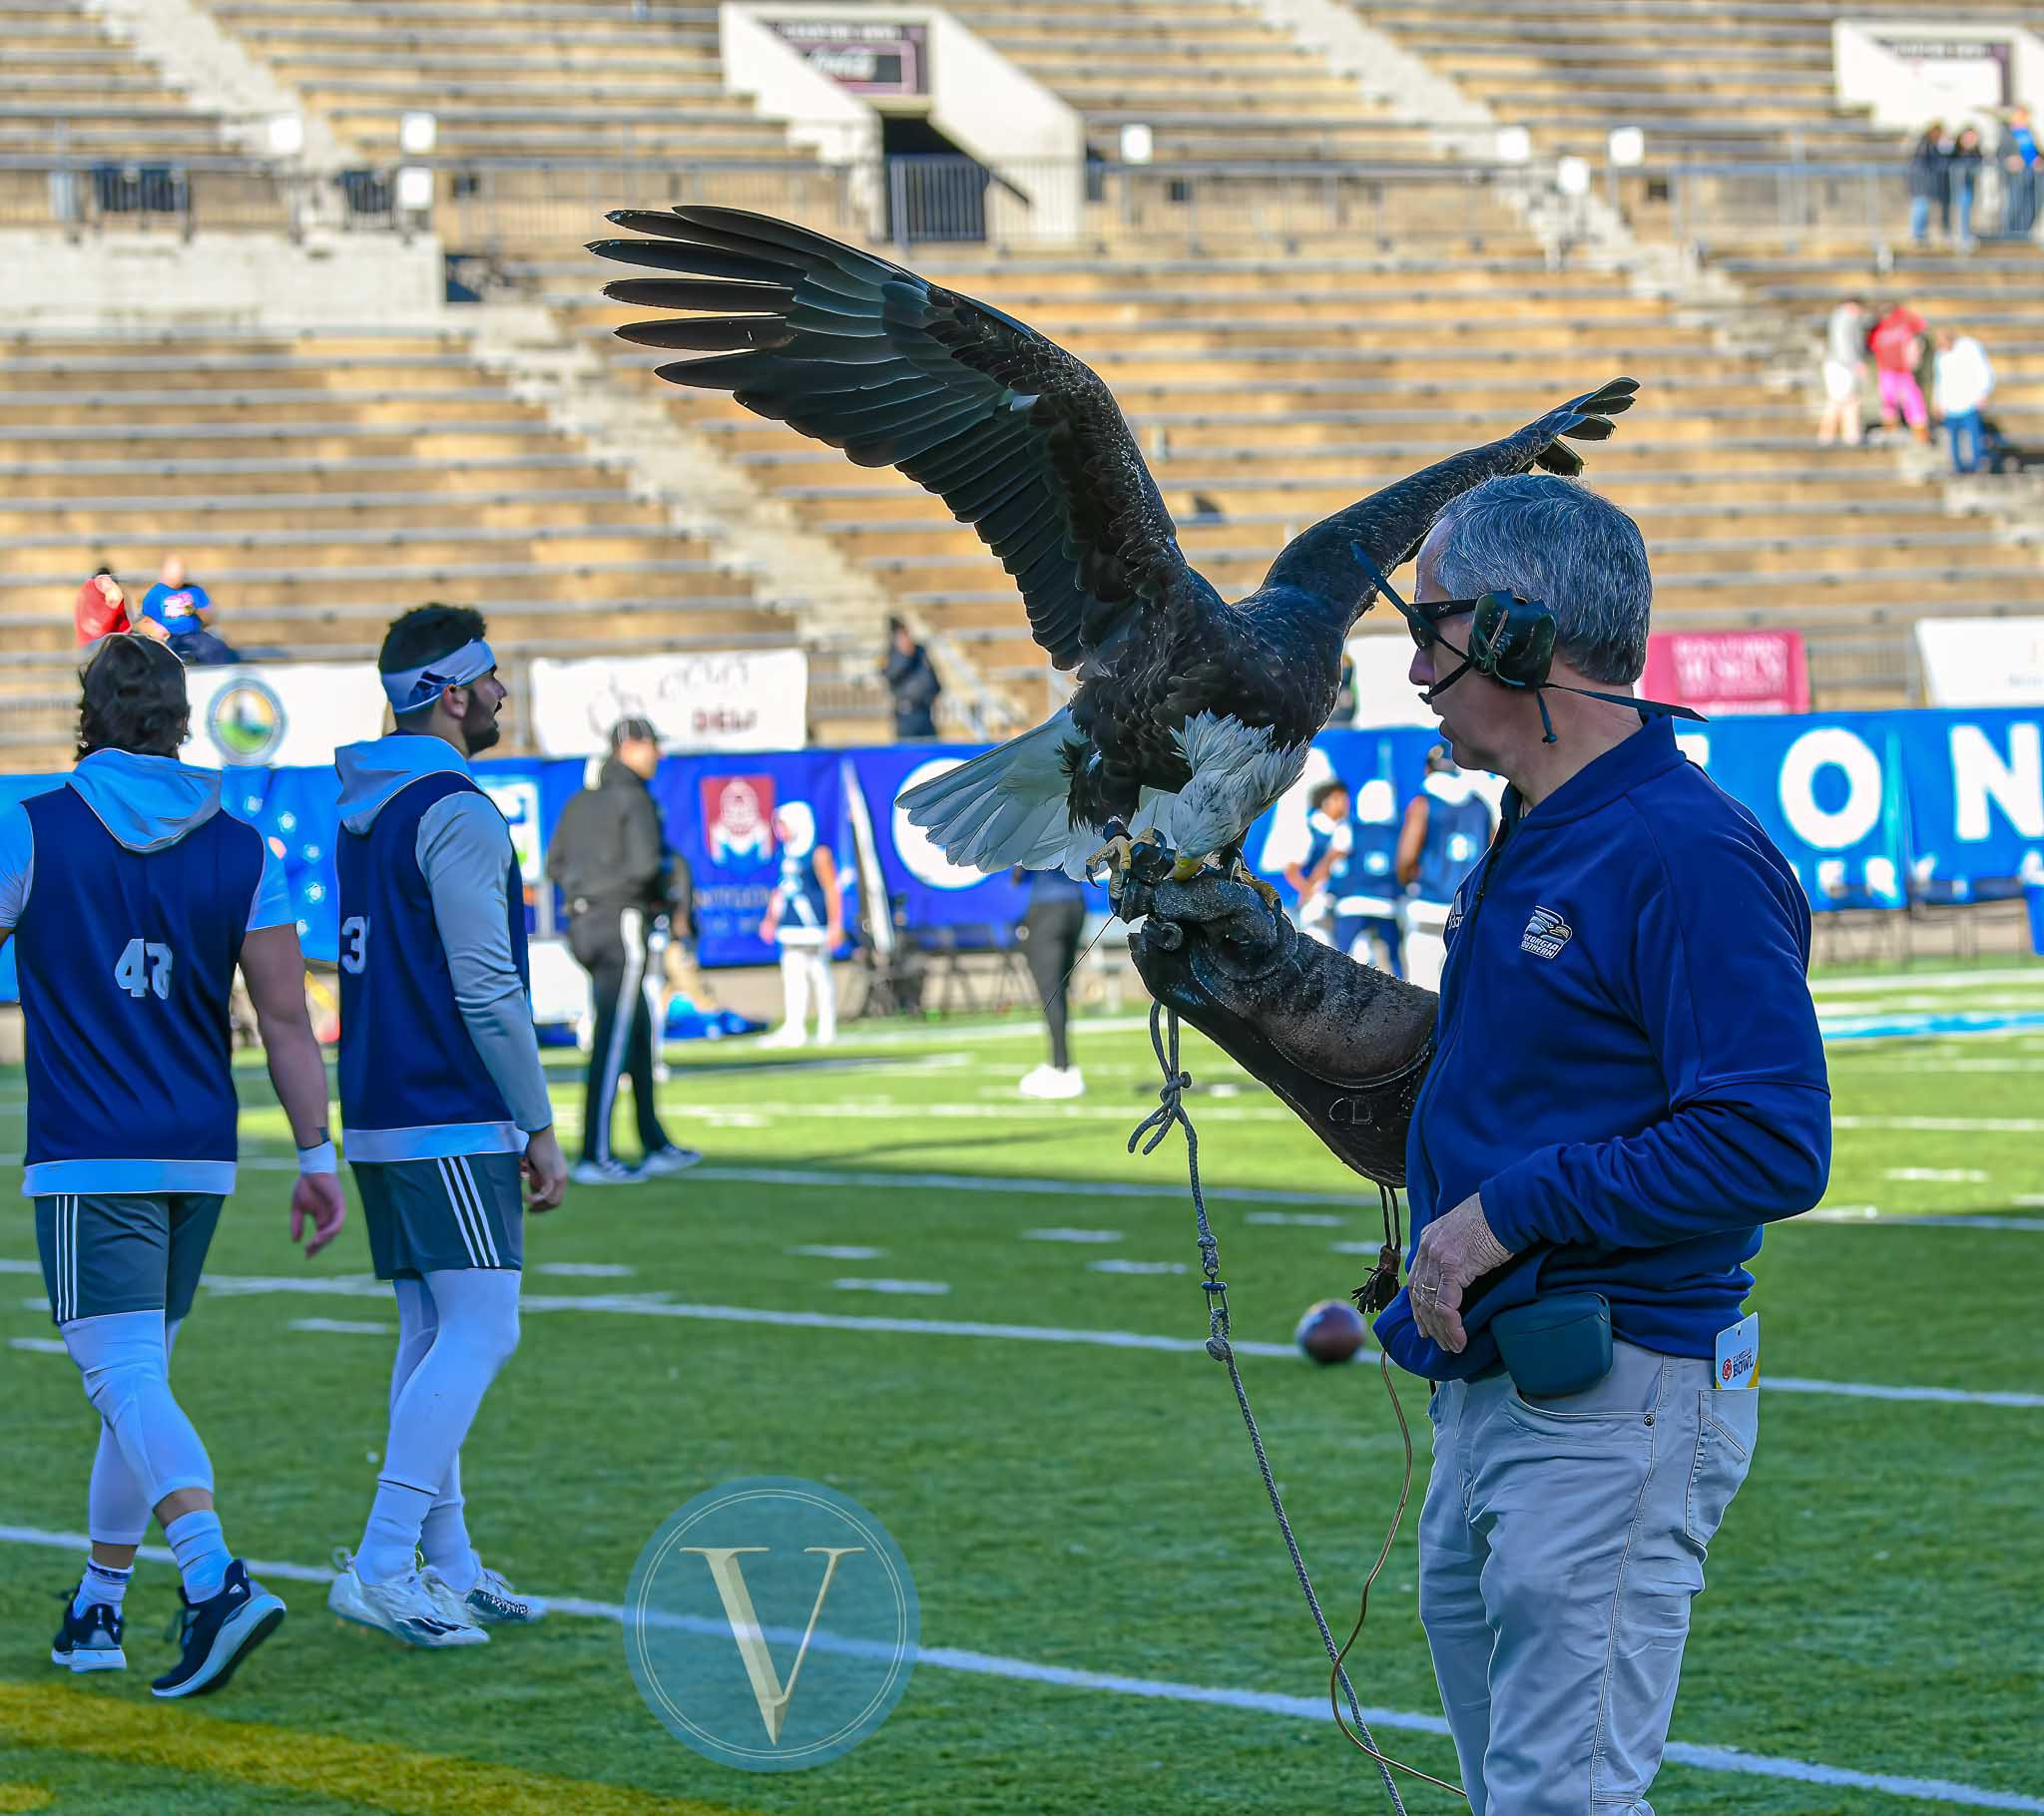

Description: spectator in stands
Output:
[140,557,240,666]
[1908,123,1949,245]
[882,617,941,740]
[1934,328,1996,475]
[1817,297,1868,448]
[2000,107,2038,239]
[1870,299,1931,444]
[1950,125,1985,250]
[1013,865,1087,1100]
[72,568,168,649]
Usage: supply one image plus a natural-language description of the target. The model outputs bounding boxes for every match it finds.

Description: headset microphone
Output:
[1350,547,1706,744]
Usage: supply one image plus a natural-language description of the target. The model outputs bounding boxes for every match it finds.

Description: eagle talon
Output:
[1085,817,1137,885]
[1230,856,1283,914]
[1088,822,1173,887]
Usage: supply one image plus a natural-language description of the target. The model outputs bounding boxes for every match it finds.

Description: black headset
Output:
[1351,546,1706,744]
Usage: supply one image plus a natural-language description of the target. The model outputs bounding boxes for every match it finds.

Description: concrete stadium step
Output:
[0,491,656,536]
[0,425,563,461]
[0,453,604,499]
[6,392,550,429]
[0,356,502,392]
[12,523,710,574]
[0,559,751,611]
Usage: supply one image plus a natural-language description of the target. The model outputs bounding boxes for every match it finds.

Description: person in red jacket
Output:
[73,571,170,649]
[1870,300,1931,442]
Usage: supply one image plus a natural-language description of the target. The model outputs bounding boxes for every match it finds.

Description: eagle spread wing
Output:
[588,206,1205,673]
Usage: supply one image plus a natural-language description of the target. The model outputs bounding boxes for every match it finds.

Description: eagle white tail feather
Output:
[898,706,1079,875]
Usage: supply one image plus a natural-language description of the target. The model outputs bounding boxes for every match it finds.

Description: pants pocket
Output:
[1683,1390,1759,1559]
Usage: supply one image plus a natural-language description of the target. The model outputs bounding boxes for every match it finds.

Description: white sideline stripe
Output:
[787,1244,885,1260]
[1088,1259,1189,1275]
[0,1523,2034,1813]
[1884,1168,1990,1183]
[287,1318,392,1336]
[182,1271,2044,1404]
[1022,1227,1125,1243]
[696,1165,1363,1205]
[533,1262,638,1277]
[1836,1115,2044,1133]
[830,1278,951,1296]
[8,1336,65,1354]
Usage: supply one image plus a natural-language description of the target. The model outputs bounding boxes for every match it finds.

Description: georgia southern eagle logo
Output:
[1520,906,1574,960]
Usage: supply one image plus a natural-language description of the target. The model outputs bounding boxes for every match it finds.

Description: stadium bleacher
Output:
[0,326,786,763]
[6,0,2039,755]
[204,0,842,249]
[0,0,299,230]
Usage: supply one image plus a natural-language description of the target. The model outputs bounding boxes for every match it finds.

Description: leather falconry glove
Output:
[1111,865,1437,1187]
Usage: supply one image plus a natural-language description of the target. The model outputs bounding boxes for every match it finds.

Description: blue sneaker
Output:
[151,1560,285,1699]
[51,1587,126,1673]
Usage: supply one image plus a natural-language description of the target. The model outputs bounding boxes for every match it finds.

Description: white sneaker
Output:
[422,1563,547,1628]
[1019,1065,1086,1100]
[638,1144,704,1177]
[758,1025,806,1050]
[570,1158,640,1186]
[327,1552,487,1647]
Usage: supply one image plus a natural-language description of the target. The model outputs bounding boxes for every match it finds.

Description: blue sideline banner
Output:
[7,707,2044,1002]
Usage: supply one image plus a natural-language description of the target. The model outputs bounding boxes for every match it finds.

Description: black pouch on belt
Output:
[1490,1292,1613,1399]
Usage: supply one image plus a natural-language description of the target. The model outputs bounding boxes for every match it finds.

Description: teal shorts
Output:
[35,1192,224,1327]
[351,1153,523,1280]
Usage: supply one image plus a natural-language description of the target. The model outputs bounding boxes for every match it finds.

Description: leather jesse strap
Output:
[1114,868,1437,1186]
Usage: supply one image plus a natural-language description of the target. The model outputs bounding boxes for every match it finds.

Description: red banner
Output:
[1641,630,1808,716]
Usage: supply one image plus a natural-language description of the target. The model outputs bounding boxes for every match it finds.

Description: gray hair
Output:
[1424,476,1652,684]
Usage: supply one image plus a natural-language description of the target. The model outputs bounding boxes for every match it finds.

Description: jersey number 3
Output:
[340,915,369,975]
[115,937,174,1001]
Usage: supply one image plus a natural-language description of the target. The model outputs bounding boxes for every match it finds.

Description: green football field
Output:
[1,963,2040,1815]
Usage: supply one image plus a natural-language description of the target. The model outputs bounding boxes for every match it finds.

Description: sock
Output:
[419,1466,480,1594]
[356,1479,435,1588]
[73,1560,132,1616]
[163,1510,231,1603]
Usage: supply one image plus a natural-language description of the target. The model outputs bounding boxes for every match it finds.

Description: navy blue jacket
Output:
[1374,718,1831,1379]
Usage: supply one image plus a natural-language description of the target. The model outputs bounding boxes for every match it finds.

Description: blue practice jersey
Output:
[1414,774,1495,906]
[337,767,530,1159]
[0,752,282,1196]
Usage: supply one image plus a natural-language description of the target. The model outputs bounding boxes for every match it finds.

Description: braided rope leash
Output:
[1131,1002,1411,1816]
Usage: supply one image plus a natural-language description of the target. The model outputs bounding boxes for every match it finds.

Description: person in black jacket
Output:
[1909,122,1951,244]
[546,716,699,1185]
[882,618,941,740]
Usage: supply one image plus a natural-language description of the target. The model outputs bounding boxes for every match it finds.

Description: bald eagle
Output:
[589,207,1636,882]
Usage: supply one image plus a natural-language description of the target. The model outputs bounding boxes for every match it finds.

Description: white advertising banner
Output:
[182,663,387,769]
[1915,618,2044,707]
[1344,631,1437,729]
[529,650,809,756]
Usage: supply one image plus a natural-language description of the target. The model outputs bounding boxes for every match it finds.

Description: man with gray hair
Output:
[1117,474,1831,1811]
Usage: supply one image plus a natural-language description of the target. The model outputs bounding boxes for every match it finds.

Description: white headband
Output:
[381,639,495,711]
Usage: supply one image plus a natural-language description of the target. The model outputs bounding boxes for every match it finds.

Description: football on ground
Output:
[1294,1297,1368,1364]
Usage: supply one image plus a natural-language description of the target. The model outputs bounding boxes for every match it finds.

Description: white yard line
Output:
[831,1278,951,1296]
[286,1318,392,1336]
[0,1523,2032,1812]
[162,1271,2042,1407]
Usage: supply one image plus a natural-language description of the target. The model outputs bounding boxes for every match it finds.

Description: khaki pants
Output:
[1419,1340,1758,1813]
